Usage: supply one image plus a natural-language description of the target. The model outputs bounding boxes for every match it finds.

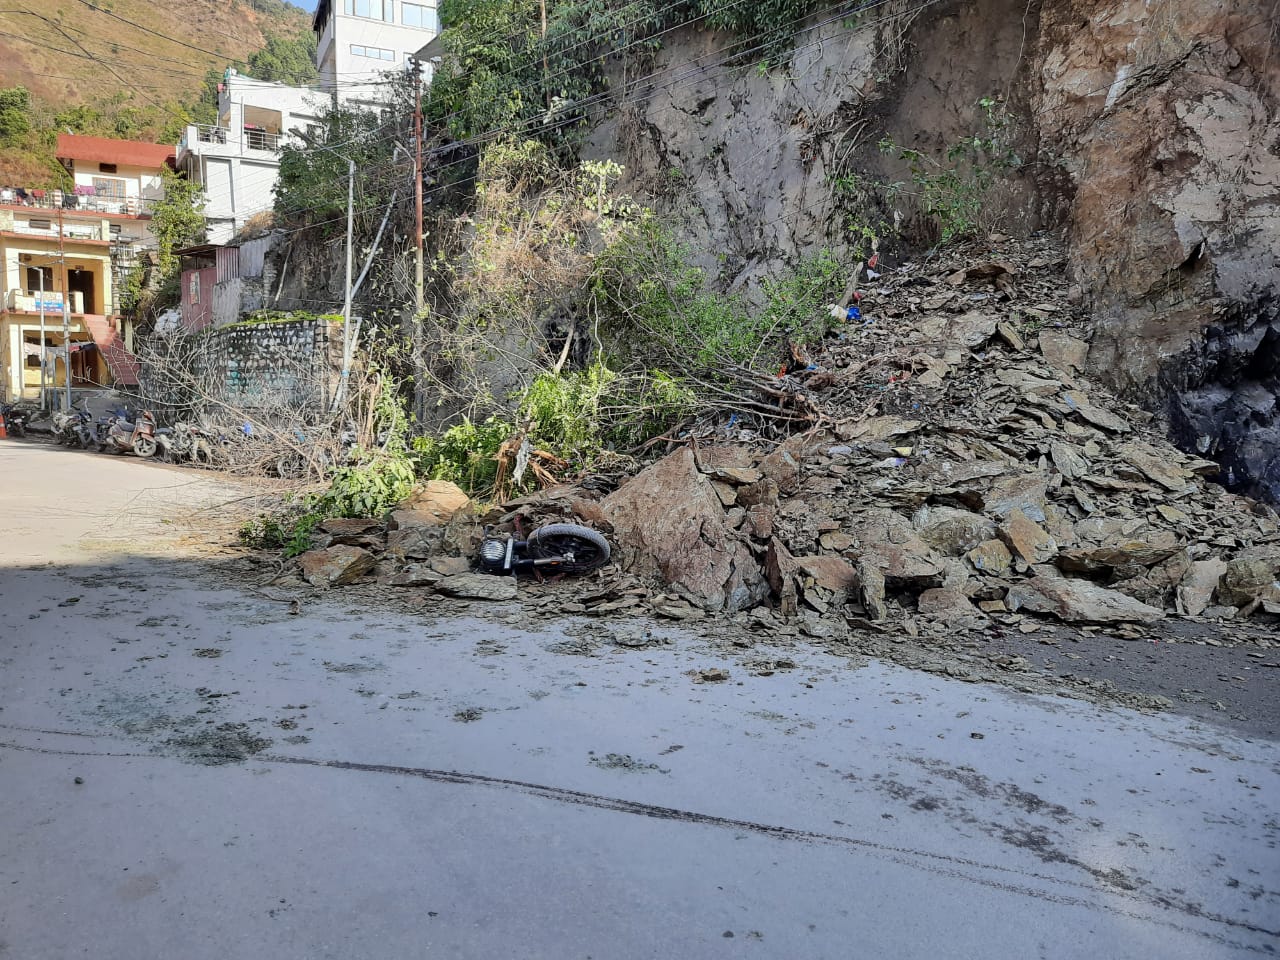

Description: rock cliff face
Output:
[585,0,1278,499]
[1032,0,1280,501]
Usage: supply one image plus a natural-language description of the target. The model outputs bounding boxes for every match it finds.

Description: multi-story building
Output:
[0,134,165,403]
[176,69,324,244]
[313,0,437,102]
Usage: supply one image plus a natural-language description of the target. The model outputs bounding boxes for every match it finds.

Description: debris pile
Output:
[294,237,1279,638]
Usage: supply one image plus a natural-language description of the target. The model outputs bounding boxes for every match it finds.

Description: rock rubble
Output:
[294,238,1278,641]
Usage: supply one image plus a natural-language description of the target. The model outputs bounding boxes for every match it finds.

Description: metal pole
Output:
[337,157,355,409]
[540,0,550,108]
[38,268,46,410]
[58,207,71,411]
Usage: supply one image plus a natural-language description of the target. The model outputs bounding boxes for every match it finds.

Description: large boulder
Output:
[298,545,377,587]
[913,505,997,556]
[1176,558,1228,616]
[1216,549,1280,608]
[601,448,768,612]
[846,509,944,584]
[1006,571,1164,623]
[1059,529,1182,574]
[434,573,518,601]
[390,480,472,528]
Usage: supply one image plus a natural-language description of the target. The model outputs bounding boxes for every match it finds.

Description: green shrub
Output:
[591,215,842,372]
[239,453,417,558]
[412,416,514,493]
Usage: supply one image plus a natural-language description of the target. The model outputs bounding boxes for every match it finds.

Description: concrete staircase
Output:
[80,314,139,386]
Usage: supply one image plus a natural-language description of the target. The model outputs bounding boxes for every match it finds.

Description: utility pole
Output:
[57,206,71,411]
[37,267,46,410]
[540,0,549,108]
[413,57,424,316]
[334,157,356,410]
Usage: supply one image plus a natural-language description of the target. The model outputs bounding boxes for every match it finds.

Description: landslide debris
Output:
[286,236,1278,667]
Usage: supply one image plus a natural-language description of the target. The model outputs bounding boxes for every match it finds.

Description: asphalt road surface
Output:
[1,439,1277,959]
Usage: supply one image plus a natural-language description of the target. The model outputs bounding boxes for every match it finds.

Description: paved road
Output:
[1,439,1278,959]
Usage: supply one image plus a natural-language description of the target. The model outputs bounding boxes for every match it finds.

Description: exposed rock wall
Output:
[583,0,1279,498]
[1031,0,1279,499]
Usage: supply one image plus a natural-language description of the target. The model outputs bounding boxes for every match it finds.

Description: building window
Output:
[98,162,118,173]
[28,218,51,230]
[25,266,53,291]
[343,0,393,21]
[350,43,395,61]
[93,177,127,200]
[401,2,436,30]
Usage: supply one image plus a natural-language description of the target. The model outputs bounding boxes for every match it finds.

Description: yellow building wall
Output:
[0,236,113,315]
[0,235,114,402]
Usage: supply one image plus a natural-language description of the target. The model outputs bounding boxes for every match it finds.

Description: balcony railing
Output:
[2,221,109,242]
[5,289,87,314]
[183,123,282,153]
[0,189,156,217]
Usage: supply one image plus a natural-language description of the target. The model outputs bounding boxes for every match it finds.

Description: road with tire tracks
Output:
[2,438,1277,959]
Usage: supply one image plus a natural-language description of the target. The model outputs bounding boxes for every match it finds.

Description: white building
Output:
[175,70,324,244]
[313,0,437,102]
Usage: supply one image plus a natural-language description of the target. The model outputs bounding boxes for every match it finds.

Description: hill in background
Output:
[0,0,314,185]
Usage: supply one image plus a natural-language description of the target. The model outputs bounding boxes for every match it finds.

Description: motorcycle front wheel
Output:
[133,436,157,458]
[526,522,611,573]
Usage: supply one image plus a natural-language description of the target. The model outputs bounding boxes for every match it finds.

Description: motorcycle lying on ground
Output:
[478,522,611,577]
[99,408,158,457]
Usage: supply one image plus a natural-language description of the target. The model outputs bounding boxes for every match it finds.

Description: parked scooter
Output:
[100,408,158,457]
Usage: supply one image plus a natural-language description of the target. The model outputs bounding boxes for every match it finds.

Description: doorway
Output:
[66,267,96,314]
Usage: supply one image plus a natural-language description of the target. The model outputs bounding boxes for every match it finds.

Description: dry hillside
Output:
[0,0,310,182]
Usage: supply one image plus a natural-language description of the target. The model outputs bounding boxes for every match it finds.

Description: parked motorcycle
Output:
[52,399,90,446]
[100,408,158,457]
[87,408,126,450]
[155,421,215,464]
[478,522,610,577]
[0,402,32,438]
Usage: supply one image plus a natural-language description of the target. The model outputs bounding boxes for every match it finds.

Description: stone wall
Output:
[205,317,341,416]
[138,316,342,423]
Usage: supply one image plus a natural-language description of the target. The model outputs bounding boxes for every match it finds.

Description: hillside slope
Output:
[0,0,311,182]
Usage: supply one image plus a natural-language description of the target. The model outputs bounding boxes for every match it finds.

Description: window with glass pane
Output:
[402,2,436,30]
[351,44,394,60]
[343,0,392,19]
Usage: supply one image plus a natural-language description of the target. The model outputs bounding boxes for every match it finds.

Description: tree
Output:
[274,99,404,225]
[0,86,32,147]
[246,33,319,86]
[151,168,207,276]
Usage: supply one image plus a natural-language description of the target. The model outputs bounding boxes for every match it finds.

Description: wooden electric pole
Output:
[413,57,424,315]
[540,0,549,108]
